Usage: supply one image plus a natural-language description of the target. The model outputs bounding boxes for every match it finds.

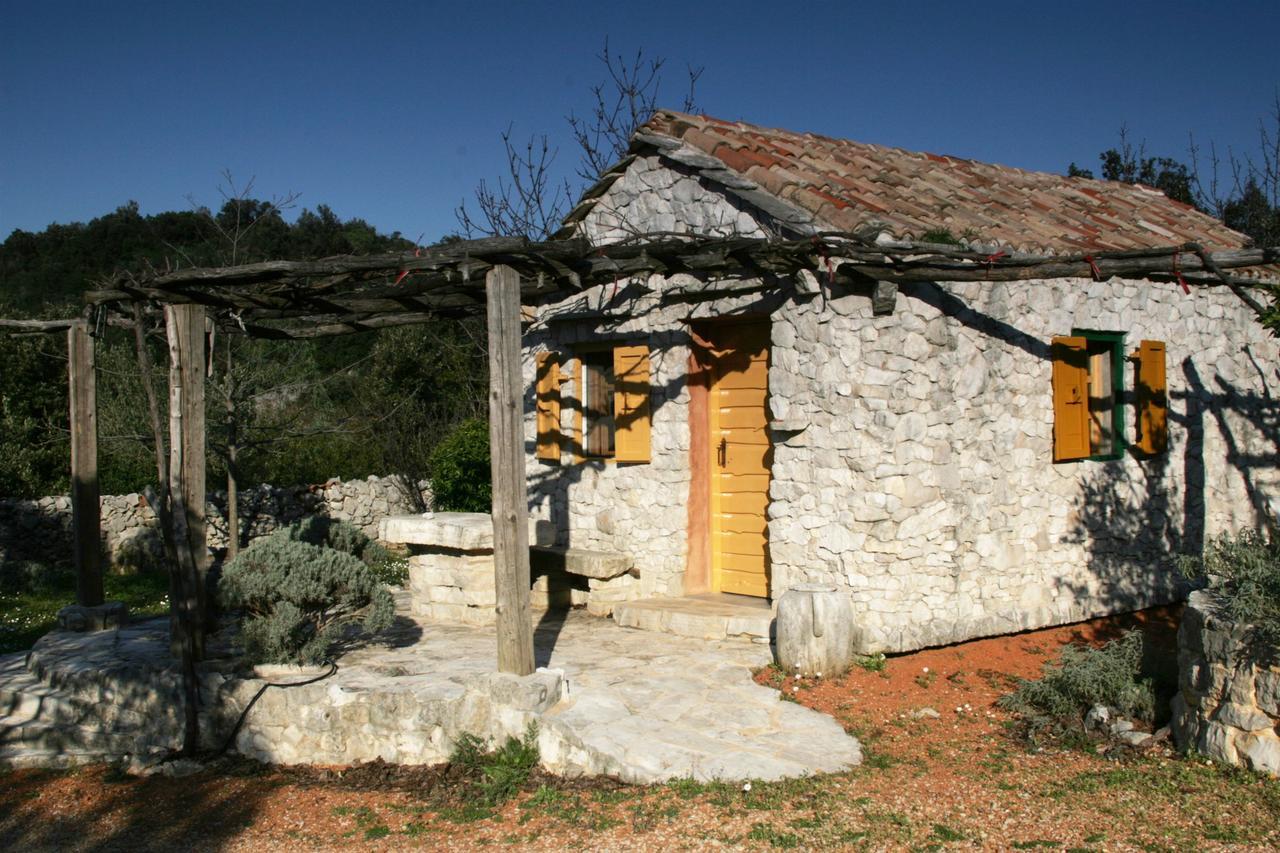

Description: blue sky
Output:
[2,0,1277,244]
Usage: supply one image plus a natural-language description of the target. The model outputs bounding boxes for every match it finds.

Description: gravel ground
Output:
[2,605,1278,851]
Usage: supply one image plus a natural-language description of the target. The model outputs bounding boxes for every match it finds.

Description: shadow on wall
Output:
[1059,347,1280,613]
[523,282,778,551]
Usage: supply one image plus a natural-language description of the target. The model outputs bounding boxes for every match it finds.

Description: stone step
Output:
[0,650,166,732]
[612,595,775,643]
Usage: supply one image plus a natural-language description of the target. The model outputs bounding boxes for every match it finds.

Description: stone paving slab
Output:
[0,600,860,783]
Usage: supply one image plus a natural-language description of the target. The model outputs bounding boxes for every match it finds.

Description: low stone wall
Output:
[0,475,431,568]
[1171,590,1280,776]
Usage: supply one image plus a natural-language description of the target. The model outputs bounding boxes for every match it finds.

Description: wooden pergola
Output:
[2,233,1276,675]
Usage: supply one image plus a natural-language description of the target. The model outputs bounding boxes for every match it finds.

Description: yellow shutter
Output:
[613,344,651,464]
[1052,336,1091,461]
[1134,339,1168,454]
[535,352,561,462]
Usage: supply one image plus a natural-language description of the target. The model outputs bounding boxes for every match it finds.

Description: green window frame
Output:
[1072,328,1126,461]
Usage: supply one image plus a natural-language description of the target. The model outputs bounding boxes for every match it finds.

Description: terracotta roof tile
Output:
[638,110,1250,253]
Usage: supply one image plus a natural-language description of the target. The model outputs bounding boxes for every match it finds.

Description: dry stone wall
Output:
[524,156,1280,653]
[580,154,769,243]
[0,475,430,568]
[1172,590,1279,776]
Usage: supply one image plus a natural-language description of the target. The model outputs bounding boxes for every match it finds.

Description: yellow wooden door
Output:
[709,322,772,598]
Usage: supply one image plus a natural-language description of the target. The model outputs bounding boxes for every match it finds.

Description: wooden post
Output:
[67,320,103,607]
[485,265,535,675]
[224,337,240,560]
[165,304,209,657]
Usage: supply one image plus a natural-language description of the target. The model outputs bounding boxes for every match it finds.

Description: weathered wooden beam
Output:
[67,320,103,607]
[4,317,77,333]
[485,264,535,676]
[165,304,209,658]
[0,316,135,334]
[241,310,471,339]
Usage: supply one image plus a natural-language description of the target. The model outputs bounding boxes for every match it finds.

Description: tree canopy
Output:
[0,200,486,499]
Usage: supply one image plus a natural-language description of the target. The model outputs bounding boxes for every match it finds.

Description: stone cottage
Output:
[519,110,1279,653]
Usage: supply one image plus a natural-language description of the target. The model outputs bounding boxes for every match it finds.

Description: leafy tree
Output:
[0,312,69,496]
[0,194,485,499]
[1067,126,1196,207]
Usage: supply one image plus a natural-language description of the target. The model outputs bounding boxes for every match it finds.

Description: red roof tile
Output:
[641,110,1250,253]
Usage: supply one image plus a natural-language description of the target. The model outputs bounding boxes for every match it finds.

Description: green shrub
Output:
[283,517,408,586]
[429,418,491,513]
[998,631,1155,741]
[218,533,394,664]
[1179,529,1280,646]
[449,724,540,807]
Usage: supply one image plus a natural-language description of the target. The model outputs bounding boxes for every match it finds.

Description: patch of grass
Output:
[746,822,801,848]
[402,821,431,837]
[627,800,680,832]
[855,653,887,672]
[977,668,1018,690]
[1012,841,1061,849]
[914,670,937,689]
[667,777,713,800]
[920,228,964,246]
[756,661,786,689]
[363,824,391,840]
[518,788,587,826]
[789,814,824,830]
[932,823,966,842]
[0,569,169,654]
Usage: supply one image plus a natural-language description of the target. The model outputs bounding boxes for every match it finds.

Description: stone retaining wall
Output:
[1171,590,1280,776]
[0,475,431,568]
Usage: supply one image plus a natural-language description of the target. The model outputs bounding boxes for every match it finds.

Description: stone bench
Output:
[380,513,640,623]
[531,546,636,618]
[380,512,556,626]
[530,546,633,580]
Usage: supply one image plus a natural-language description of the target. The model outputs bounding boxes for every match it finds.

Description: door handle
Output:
[717,437,727,468]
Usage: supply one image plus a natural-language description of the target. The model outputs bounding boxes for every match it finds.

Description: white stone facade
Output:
[522,157,1280,653]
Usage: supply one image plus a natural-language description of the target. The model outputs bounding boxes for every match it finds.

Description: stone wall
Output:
[522,156,1280,653]
[579,154,768,243]
[1171,590,1279,776]
[0,475,431,568]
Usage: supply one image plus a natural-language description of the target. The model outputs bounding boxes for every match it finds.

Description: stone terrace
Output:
[0,594,861,783]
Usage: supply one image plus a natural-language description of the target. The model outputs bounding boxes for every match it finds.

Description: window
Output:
[581,350,615,457]
[1051,331,1167,461]
[545,343,651,464]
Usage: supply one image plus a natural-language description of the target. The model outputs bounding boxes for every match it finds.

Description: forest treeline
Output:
[0,199,487,498]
